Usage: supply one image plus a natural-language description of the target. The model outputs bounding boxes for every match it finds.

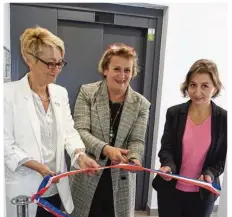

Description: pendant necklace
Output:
[109,101,123,143]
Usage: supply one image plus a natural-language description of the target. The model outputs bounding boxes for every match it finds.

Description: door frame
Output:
[10,3,164,210]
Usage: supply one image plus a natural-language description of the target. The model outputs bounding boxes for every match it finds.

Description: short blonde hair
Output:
[98,43,139,78]
[181,59,222,98]
[20,26,65,63]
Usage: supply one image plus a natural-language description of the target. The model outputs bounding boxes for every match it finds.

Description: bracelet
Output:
[71,149,86,167]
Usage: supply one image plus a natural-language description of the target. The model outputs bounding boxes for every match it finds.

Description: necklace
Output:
[40,97,50,102]
[28,77,50,102]
[109,101,124,143]
[38,94,50,102]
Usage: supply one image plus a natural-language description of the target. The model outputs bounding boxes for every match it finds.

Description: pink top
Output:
[176,116,211,192]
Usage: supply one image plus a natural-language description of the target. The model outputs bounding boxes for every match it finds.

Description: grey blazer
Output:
[69,80,150,217]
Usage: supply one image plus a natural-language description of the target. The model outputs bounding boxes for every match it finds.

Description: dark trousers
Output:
[36,194,62,217]
[88,169,115,217]
[157,187,215,217]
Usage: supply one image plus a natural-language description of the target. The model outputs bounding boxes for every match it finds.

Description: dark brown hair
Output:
[181,59,222,98]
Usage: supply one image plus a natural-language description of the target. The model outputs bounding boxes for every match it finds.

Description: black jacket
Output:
[152,100,227,200]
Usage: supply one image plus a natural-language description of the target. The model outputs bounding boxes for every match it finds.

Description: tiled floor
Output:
[135,211,217,217]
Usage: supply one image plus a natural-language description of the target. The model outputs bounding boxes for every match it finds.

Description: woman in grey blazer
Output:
[70,43,150,217]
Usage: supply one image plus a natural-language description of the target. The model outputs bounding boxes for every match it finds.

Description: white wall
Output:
[147,2,227,210]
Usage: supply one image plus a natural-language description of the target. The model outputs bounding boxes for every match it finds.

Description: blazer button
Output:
[121,176,127,180]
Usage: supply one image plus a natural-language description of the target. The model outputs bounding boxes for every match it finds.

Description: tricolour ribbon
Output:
[31,163,221,217]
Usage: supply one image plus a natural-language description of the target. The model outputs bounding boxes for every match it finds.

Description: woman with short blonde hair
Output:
[4,26,99,217]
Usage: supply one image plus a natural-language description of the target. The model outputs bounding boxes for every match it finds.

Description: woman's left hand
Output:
[124,158,142,173]
[130,159,142,166]
[199,174,213,183]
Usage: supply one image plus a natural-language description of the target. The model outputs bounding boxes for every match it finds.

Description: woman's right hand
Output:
[103,145,129,163]
[36,164,56,178]
[23,160,58,182]
[37,164,61,183]
[159,166,172,181]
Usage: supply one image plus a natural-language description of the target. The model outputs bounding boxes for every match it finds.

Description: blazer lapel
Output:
[176,100,191,168]
[204,101,219,165]
[114,86,138,148]
[48,84,62,139]
[48,84,63,171]
[21,74,42,153]
[96,81,110,143]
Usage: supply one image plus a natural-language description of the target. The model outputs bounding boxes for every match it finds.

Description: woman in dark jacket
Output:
[152,59,227,217]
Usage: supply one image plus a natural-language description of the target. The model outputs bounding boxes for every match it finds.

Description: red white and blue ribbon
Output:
[31,163,221,217]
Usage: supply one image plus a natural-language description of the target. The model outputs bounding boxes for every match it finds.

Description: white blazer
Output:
[4,74,85,217]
